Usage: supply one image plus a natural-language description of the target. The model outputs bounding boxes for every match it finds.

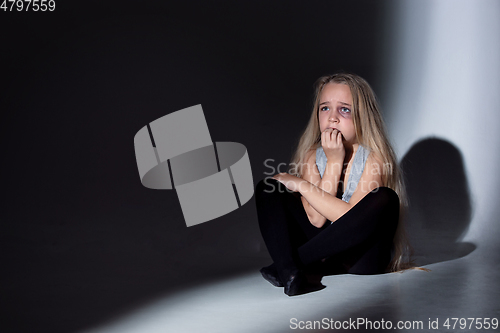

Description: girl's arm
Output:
[299,153,385,225]
[300,149,343,227]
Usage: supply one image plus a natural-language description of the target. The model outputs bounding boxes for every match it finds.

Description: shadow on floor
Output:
[400,137,475,266]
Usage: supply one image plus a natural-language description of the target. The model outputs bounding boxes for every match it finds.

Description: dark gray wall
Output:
[0,1,443,332]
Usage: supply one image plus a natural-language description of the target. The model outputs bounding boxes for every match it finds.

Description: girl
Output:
[255,73,410,296]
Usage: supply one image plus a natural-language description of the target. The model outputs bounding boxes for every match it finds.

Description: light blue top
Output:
[315,145,370,203]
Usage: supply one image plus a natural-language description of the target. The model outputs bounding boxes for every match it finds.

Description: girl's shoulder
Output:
[363,148,388,185]
[362,148,382,170]
[307,144,321,158]
[305,148,317,164]
[364,148,384,166]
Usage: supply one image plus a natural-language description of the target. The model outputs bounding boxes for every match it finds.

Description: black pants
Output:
[255,178,399,279]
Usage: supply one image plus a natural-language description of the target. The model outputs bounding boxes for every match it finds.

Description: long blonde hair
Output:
[288,73,414,272]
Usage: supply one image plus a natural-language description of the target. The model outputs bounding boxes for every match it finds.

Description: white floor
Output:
[81,248,499,333]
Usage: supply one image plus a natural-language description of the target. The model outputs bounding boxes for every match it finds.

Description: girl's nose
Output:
[329,110,339,122]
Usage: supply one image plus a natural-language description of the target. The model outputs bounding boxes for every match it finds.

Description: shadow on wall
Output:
[401,138,475,266]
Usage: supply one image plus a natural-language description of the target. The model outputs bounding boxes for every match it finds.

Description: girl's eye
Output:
[320,106,329,112]
[340,107,351,113]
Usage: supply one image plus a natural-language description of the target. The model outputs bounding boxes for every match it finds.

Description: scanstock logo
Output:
[134,105,254,227]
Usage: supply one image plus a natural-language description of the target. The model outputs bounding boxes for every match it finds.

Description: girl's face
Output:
[318,82,357,144]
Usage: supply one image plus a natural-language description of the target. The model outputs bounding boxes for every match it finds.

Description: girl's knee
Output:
[356,187,400,228]
[368,187,399,209]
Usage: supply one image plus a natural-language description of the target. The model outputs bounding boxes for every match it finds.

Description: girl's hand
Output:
[272,172,305,192]
[321,128,345,162]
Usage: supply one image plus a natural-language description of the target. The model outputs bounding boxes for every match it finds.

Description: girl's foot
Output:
[260,264,283,287]
[283,270,326,296]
